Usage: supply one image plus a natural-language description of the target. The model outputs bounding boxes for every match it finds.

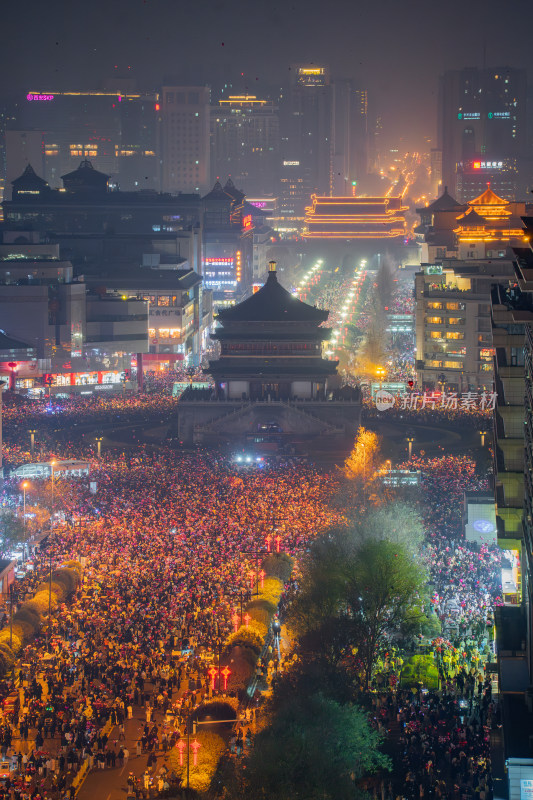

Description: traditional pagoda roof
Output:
[425,186,462,212]
[11,164,49,190]
[202,180,232,204]
[61,160,109,192]
[455,207,487,226]
[223,178,245,203]
[468,186,511,218]
[216,263,328,324]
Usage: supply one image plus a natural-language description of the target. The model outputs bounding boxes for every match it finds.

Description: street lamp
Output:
[95,436,103,459]
[28,430,37,459]
[48,459,56,652]
[50,460,56,535]
[405,432,415,460]
[479,429,488,447]
[21,481,29,558]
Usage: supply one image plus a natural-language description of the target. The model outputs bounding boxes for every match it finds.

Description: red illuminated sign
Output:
[473,162,481,169]
[27,93,54,102]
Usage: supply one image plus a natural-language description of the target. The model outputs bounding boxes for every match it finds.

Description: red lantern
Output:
[208,665,217,690]
[176,739,186,766]
[221,666,231,690]
[191,739,201,766]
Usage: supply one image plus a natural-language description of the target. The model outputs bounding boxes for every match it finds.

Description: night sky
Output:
[3,0,532,148]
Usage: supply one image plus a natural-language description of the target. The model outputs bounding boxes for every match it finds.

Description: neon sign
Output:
[27,93,54,102]
[473,161,503,169]
[242,214,252,229]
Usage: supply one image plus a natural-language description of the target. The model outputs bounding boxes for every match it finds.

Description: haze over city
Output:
[0,1,532,799]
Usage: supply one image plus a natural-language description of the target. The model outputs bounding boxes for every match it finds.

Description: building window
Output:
[427,316,443,324]
[427,302,443,310]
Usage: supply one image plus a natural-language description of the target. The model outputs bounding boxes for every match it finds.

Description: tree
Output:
[353,501,424,557]
[344,427,381,482]
[242,694,390,800]
[346,539,429,688]
[0,510,26,558]
[356,292,388,375]
[289,534,430,690]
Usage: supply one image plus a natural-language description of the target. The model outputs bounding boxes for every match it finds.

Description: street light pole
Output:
[48,460,56,652]
[22,481,28,559]
[95,437,103,459]
[29,430,37,459]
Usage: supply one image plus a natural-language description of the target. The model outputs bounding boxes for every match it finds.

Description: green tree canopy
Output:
[243,694,390,800]
[289,531,430,688]
[0,510,26,559]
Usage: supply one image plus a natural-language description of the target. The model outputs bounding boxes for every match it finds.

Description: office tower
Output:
[331,80,368,195]
[438,67,527,200]
[281,66,332,213]
[210,94,280,196]
[159,86,211,194]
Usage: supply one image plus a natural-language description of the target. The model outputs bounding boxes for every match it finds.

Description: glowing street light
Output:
[29,429,37,458]
[265,534,272,552]
[21,480,29,545]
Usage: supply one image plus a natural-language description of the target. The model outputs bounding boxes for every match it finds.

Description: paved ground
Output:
[77,708,170,800]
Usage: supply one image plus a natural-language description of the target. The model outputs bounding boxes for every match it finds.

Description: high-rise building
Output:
[14,88,160,191]
[159,86,210,195]
[438,67,527,200]
[210,95,280,196]
[281,66,332,213]
[331,80,368,195]
[415,259,516,391]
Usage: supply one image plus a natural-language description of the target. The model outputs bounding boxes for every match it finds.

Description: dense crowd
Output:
[0,452,340,799]
[380,454,501,800]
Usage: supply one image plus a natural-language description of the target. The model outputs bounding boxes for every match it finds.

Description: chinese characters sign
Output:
[374,389,496,412]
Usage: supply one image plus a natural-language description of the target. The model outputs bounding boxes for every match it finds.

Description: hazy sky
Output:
[4,0,533,148]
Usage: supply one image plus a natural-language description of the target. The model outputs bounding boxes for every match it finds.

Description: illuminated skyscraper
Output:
[210,94,279,195]
[281,66,332,213]
[438,67,527,200]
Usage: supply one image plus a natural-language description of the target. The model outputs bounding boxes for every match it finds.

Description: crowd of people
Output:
[376,454,502,800]
[0,450,340,799]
